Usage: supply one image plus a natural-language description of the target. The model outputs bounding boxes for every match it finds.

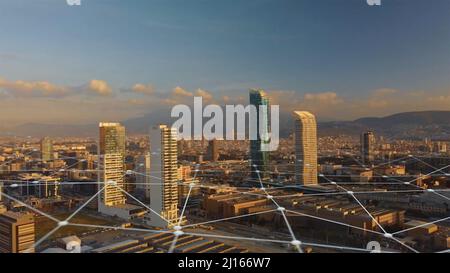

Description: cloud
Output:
[87,79,112,96]
[303,91,343,105]
[195,88,213,102]
[0,77,68,97]
[131,83,154,95]
[172,86,193,97]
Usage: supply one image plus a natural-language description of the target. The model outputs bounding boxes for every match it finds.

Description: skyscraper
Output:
[207,139,219,162]
[249,89,270,180]
[361,131,375,166]
[0,211,35,253]
[293,111,318,186]
[146,125,179,228]
[40,137,53,162]
[98,122,126,208]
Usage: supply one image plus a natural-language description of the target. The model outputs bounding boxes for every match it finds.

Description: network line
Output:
[3,152,449,254]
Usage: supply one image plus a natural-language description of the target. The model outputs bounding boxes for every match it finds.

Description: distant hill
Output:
[319,111,450,139]
[2,110,450,139]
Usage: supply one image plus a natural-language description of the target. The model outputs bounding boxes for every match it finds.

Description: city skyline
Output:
[0,0,449,258]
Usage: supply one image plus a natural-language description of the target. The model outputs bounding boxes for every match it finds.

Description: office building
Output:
[0,211,35,253]
[249,89,270,180]
[361,131,375,165]
[146,125,179,228]
[98,122,139,219]
[293,111,318,185]
[207,139,219,162]
[40,137,53,162]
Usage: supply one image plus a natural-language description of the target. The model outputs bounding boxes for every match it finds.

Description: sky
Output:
[1,0,450,125]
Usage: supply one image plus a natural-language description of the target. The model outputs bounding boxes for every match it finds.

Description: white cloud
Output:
[0,77,68,97]
[88,79,112,96]
[132,83,154,95]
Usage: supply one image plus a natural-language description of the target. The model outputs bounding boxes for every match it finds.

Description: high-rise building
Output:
[361,131,375,166]
[207,139,219,162]
[293,111,318,186]
[98,122,126,208]
[40,137,53,162]
[0,211,35,253]
[135,152,151,200]
[249,89,270,180]
[146,125,179,228]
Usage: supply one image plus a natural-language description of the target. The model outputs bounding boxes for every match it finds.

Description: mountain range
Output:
[2,111,450,140]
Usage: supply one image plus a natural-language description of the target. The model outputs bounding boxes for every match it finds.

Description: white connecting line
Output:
[168,164,200,253]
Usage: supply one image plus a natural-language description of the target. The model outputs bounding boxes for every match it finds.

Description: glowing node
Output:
[107,180,117,186]
[125,170,133,175]
[58,221,69,227]
[384,233,393,238]
[347,191,354,195]
[173,230,184,236]
[266,195,273,199]
[277,207,285,212]
[10,184,19,188]
[291,240,302,247]
[173,225,182,231]
[427,189,435,192]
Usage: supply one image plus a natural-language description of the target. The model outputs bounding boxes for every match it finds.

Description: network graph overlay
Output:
[1,152,449,254]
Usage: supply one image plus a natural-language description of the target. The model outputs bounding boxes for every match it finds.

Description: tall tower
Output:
[361,131,375,166]
[207,139,219,162]
[0,211,35,253]
[98,122,126,208]
[249,89,270,180]
[146,125,179,228]
[293,111,318,186]
[40,137,53,162]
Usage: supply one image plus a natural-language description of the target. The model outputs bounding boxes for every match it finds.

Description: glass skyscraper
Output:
[249,89,270,180]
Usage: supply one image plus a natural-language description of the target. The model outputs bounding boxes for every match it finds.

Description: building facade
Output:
[0,211,35,253]
[146,125,179,228]
[361,131,375,165]
[249,89,270,180]
[40,137,53,162]
[293,111,318,185]
[98,123,127,208]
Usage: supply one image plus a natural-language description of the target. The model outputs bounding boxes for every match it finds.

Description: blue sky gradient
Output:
[1,0,450,124]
